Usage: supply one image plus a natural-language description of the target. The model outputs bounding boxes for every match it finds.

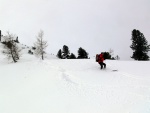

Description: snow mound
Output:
[0,42,57,63]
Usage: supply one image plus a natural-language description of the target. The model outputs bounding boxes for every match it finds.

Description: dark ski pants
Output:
[99,62,106,69]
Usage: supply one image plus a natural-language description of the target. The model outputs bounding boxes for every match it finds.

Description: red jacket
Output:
[98,54,104,63]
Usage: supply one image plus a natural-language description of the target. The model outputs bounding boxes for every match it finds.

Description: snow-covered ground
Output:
[0,44,150,113]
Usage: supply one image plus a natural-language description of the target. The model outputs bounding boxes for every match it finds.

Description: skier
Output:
[98,53,106,69]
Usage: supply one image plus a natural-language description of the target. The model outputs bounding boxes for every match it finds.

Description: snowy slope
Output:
[0,50,150,113]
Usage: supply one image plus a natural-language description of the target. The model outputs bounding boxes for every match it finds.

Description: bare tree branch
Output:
[2,32,21,63]
[34,30,48,60]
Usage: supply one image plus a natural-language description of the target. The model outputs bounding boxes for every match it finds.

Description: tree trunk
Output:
[42,54,44,60]
[11,49,17,63]
[11,52,17,63]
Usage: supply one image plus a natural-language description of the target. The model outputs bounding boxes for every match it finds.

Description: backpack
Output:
[96,54,100,62]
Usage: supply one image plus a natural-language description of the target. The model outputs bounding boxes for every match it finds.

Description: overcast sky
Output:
[0,0,150,60]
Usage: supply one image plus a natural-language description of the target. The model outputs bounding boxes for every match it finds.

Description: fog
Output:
[0,0,150,60]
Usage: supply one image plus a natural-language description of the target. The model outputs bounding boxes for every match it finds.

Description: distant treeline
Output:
[0,28,150,63]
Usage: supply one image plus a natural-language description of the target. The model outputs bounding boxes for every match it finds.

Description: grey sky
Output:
[0,0,150,60]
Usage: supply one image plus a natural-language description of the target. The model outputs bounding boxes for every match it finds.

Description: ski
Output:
[112,70,118,71]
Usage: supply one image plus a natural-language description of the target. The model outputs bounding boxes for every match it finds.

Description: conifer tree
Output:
[130,29,150,60]
[103,52,111,59]
[57,49,62,59]
[77,47,88,59]
[69,53,76,59]
[62,45,70,59]
[115,55,120,60]
[15,37,19,43]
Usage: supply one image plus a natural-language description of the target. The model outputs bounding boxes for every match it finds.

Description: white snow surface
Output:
[0,44,150,113]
